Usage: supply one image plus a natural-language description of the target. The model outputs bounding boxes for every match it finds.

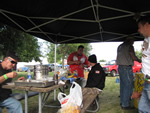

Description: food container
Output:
[34,65,49,80]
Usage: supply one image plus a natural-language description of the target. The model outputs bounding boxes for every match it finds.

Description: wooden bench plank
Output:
[80,88,101,113]
[81,94,98,113]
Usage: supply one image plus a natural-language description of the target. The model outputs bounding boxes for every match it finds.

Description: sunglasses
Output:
[7,57,17,64]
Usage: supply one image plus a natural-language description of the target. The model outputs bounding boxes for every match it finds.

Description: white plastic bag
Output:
[58,82,82,108]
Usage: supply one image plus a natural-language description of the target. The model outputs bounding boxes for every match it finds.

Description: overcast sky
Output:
[91,41,143,62]
[38,38,143,63]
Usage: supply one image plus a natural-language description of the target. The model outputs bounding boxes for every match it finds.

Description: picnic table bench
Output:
[62,80,101,113]
[0,91,39,113]
[80,88,101,113]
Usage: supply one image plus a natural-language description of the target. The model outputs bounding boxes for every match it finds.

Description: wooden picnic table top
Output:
[2,84,64,93]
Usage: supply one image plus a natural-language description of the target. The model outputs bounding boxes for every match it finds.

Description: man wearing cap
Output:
[116,37,141,110]
[85,54,106,91]
[0,52,25,113]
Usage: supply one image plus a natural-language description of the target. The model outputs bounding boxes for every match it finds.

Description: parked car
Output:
[48,63,60,72]
[58,64,69,69]
[102,60,142,77]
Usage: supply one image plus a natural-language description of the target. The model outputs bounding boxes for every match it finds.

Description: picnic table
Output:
[2,83,64,113]
[2,81,101,113]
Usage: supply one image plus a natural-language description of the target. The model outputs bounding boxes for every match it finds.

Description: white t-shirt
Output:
[142,37,150,76]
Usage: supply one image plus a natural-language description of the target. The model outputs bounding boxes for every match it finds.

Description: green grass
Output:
[2,73,138,113]
[96,76,138,113]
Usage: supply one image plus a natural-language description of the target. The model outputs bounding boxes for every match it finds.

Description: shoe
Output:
[121,106,135,110]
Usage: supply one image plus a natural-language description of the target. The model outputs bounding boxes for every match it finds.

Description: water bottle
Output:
[27,69,32,82]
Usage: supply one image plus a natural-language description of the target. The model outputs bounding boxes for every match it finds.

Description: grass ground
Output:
[2,72,138,113]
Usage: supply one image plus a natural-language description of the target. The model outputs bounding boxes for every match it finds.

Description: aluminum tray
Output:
[14,80,55,88]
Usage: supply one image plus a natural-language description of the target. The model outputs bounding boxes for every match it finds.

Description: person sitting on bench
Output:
[85,54,106,92]
[0,52,25,113]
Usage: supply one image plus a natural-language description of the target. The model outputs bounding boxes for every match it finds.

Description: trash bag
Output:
[57,82,82,113]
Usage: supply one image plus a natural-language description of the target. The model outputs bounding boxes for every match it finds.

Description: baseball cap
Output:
[6,51,20,61]
[88,54,97,63]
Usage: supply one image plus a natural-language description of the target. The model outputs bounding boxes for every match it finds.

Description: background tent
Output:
[0,0,150,43]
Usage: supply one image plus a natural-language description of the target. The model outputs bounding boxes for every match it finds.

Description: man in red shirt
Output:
[67,45,89,78]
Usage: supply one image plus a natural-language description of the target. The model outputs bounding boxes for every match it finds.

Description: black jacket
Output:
[85,63,106,90]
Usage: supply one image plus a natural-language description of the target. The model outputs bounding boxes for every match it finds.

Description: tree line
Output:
[0,23,92,66]
[0,23,42,62]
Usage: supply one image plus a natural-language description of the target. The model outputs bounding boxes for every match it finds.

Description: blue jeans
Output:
[138,82,150,113]
[118,65,134,107]
[0,97,23,113]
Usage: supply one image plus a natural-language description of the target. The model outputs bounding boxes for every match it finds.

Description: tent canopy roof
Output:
[0,0,149,43]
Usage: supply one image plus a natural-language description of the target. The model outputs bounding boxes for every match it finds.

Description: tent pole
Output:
[54,44,57,101]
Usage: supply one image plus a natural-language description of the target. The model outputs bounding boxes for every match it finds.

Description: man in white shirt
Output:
[131,16,150,113]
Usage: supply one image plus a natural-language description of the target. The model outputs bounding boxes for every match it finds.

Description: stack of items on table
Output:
[56,68,78,84]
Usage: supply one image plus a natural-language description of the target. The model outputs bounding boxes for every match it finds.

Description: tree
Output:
[17,34,42,62]
[46,43,92,68]
[0,23,42,62]
[135,49,142,60]
[135,44,143,60]
[99,59,106,62]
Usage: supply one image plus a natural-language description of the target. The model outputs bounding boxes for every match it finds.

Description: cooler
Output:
[134,73,144,108]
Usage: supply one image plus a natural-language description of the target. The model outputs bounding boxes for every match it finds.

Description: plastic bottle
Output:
[27,69,32,82]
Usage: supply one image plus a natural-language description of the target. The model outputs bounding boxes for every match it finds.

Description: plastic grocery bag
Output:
[57,82,82,113]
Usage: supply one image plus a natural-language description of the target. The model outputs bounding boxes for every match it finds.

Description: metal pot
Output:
[34,65,49,80]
